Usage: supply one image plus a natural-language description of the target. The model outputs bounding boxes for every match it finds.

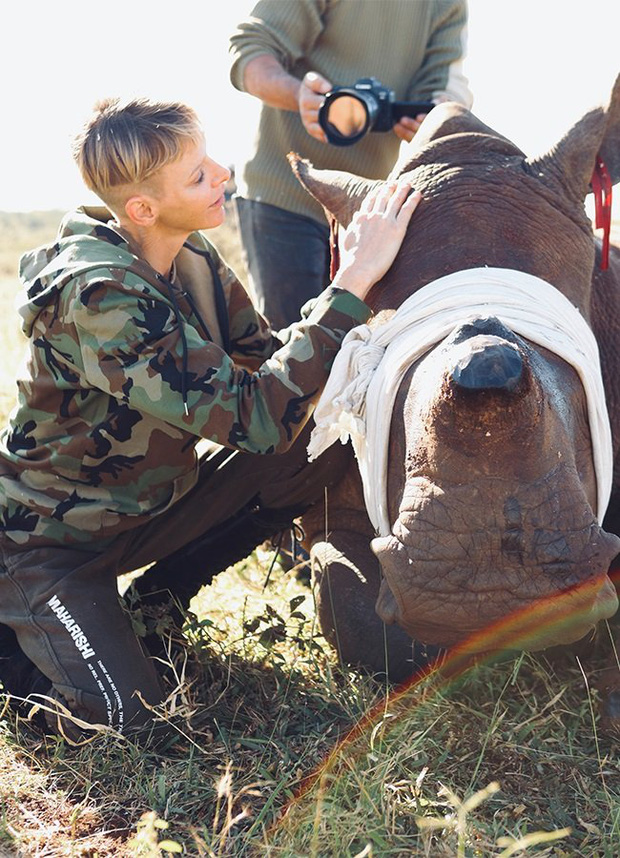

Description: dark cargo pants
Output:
[235,197,331,330]
[0,431,350,737]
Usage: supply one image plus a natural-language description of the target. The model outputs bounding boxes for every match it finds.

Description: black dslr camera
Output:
[318,77,434,147]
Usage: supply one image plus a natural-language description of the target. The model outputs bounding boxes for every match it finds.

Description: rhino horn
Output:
[288,152,382,228]
[526,72,620,199]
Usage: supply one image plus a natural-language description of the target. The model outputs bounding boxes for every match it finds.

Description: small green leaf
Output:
[159,839,183,853]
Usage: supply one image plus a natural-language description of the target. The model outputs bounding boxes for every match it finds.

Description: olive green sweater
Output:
[229,0,472,223]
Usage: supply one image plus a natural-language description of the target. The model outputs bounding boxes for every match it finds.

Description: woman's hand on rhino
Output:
[333,180,422,300]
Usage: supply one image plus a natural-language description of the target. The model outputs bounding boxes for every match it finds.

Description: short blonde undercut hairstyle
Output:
[73,97,203,203]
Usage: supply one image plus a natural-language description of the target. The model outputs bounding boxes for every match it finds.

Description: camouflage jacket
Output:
[0,208,370,547]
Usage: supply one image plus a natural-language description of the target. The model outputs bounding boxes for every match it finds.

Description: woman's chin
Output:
[200,209,226,231]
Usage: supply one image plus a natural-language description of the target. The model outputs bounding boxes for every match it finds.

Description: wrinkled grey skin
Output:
[291,74,620,725]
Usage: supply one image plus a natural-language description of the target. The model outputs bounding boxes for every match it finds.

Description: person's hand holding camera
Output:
[299,71,332,143]
[393,93,450,141]
[393,115,426,142]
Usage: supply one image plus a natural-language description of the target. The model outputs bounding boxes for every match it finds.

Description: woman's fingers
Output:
[360,180,397,214]
[389,185,422,224]
[332,179,423,299]
[360,178,421,218]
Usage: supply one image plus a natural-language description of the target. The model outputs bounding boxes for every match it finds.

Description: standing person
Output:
[229,0,472,329]
[0,97,421,739]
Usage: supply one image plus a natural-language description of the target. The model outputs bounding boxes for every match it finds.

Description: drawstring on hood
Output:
[157,271,191,416]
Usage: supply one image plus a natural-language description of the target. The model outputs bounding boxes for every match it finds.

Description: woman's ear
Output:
[124,193,158,227]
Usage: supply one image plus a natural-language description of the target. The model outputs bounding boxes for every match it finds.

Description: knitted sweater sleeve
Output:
[406,0,473,108]
[229,0,327,90]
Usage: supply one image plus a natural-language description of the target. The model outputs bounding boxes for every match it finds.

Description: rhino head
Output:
[291,73,620,654]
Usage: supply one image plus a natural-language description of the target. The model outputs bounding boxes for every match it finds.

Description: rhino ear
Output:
[526,73,620,200]
[287,152,381,228]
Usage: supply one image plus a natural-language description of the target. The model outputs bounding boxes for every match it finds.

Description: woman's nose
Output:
[217,163,231,185]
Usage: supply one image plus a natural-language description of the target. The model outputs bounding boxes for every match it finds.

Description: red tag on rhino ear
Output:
[591,155,612,271]
[329,217,340,280]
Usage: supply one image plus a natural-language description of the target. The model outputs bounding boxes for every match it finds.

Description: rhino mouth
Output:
[371,475,620,651]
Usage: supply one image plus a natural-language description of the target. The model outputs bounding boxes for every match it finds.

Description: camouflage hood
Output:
[18,207,140,338]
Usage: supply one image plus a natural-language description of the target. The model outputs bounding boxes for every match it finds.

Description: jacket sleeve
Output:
[406,0,473,108]
[229,0,328,90]
[69,281,370,455]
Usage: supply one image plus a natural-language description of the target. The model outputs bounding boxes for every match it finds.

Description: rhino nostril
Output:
[452,337,523,391]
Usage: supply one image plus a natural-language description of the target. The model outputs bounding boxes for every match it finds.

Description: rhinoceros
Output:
[289,73,620,725]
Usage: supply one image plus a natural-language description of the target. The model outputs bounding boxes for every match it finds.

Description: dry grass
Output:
[2,590,619,856]
[0,210,619,856]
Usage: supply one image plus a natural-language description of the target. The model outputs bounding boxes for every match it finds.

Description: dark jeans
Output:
[0,430,350,737]
[235,197,331,330]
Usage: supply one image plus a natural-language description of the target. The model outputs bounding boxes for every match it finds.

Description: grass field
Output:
[0,209,619,857]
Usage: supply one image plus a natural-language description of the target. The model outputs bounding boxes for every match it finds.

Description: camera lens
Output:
[319,92,370,145]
